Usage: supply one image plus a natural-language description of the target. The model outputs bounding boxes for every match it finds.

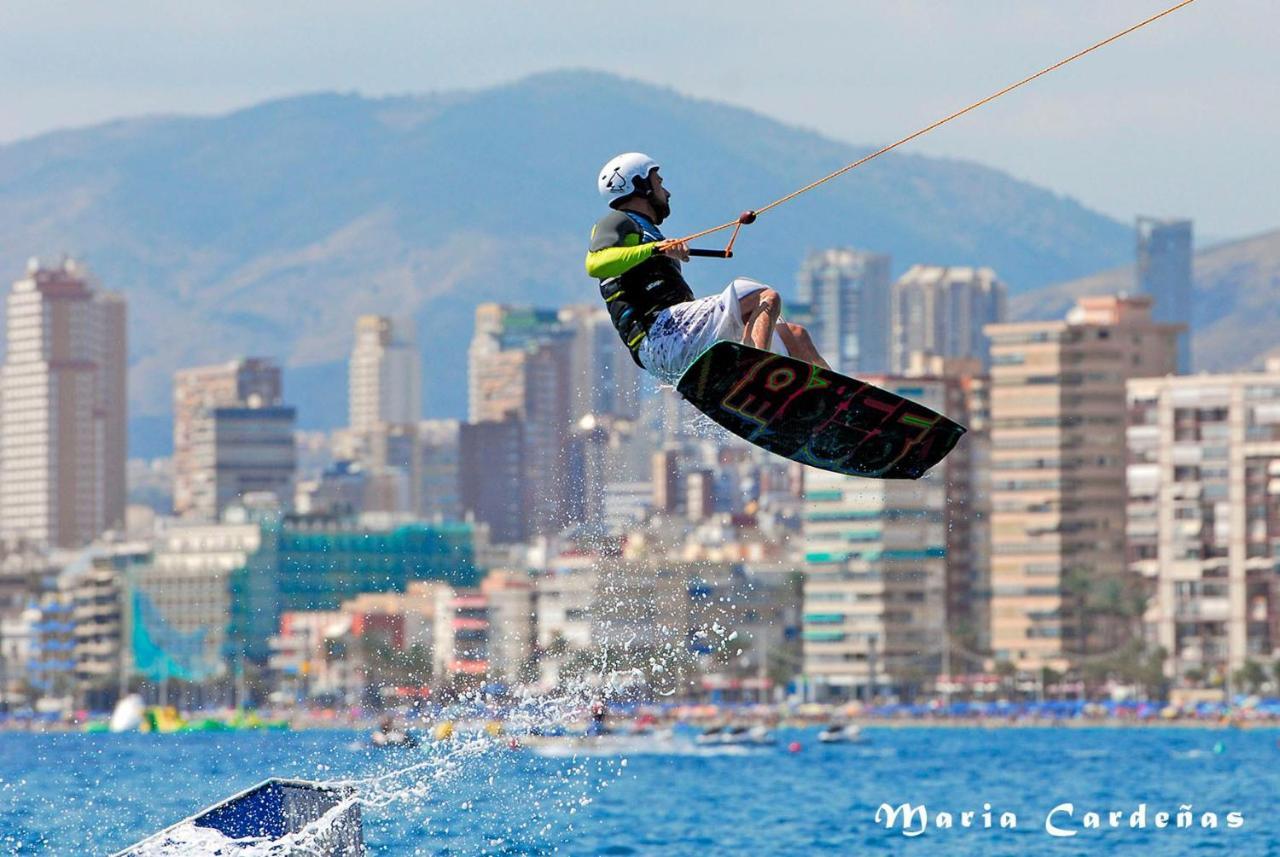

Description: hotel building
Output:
[0,259,126,547]
[985,295,1179,670]
[1127,364,1280,684]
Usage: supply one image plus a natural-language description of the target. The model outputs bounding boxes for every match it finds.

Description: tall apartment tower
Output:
[556,304,638,420]
[1127,364,1280,686]
[796,249,891,375]
[418,419,462,522]
[891,265,1007,372]
[801,367,986,700]
[466,305,572,539]
[1136,217,1193,373]
[173,358,295,520]
[459,416,524,543]
[904,354,993,653]
[349,315,421,432]
[985,295,1179,671]
[0,259,127,548]
[802,439,947,702]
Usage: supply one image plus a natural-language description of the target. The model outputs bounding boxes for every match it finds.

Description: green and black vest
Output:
[585,210,694,365]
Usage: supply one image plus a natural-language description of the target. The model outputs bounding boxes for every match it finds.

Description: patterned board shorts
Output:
[637,277,790,385]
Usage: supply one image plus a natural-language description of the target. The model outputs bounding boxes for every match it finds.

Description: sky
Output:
[0,0,1272,241]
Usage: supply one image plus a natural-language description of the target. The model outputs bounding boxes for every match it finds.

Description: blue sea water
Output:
[0,726,1275,856]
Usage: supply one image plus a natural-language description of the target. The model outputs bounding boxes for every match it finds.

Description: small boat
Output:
[695,724,776,746]
[818,723,866,744]
[370,718,419,749]
[368,731,417,752]
[370,729,417,748]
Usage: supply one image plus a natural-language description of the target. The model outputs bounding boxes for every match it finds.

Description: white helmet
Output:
[598,152,660,206]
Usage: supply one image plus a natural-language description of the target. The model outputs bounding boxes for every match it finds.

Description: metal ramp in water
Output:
[112,777,363,855]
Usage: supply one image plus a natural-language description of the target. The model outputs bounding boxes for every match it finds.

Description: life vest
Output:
[598,213,694,365]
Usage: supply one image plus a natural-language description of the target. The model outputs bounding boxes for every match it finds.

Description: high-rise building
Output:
[0,259,127,548]
[349,315,422,432]
[902,353,993,653]
[418,419,462,522]
[800,372,982,701]
[651,449,681,515]
[468,304,568,417]
[198,405,297,517]
[173,358,295,520]
[891,265,1007,372]
[564,414,652,533]
[459,416,525,543]
[361,422,421,515]
[467,304,573,537]
[686,470,715,522]
[985,295,1179,671]
[1136,217,1193,373]
[1127,363,1280,687]
[557,304,639,420]
[796,249,891,374]
[100,296,128,538]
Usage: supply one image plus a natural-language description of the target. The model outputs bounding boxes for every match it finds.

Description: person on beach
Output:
[585,152,829,384]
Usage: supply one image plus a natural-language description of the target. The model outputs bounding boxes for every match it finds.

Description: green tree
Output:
[360,634,433,694]
[994,659,1018,697]
[1233,659,1268,695]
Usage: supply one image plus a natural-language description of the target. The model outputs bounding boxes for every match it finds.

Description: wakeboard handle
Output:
[686,211,754,258]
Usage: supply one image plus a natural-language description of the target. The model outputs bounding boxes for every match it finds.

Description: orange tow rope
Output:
[669,0,1198,253]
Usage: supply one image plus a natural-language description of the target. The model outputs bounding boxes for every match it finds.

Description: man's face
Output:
[647,169,672,223]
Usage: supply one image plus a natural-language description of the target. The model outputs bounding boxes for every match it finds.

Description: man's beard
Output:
[651,196,671,224]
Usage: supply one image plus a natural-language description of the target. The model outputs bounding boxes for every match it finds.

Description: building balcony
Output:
[1174,598,1230,621]
[802,630,847,642]
[75,640,118,657]
[75,661,118,676]
[802,613,846,624]
[74,620,120,636]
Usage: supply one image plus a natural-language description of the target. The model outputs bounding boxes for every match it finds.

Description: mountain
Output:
[1010,228,1280,372]
[0,70,1136,455]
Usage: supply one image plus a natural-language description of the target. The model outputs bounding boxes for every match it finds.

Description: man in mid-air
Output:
[585,152,828,383]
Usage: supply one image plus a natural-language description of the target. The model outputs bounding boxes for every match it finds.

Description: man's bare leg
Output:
[776,322,831,369]
[739,288,781,351]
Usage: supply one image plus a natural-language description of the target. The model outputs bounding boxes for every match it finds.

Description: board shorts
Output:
[637,277,791,385]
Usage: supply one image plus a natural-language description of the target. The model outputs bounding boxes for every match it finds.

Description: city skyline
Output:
[4,253,1280,715]
[0,138,1275,714]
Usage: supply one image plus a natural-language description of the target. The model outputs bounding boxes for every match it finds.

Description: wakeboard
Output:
[675,341,966,479]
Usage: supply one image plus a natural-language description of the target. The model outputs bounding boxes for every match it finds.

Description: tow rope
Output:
[670,0,1198,257]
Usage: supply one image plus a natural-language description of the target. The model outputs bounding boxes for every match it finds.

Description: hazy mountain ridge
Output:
[0,70,1138,454]
[1011,228,1280,372]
